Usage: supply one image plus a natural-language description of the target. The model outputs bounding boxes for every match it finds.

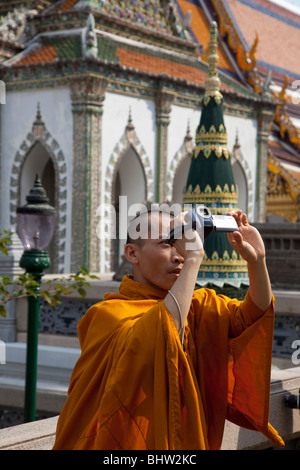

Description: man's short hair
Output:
[126,201,179,246]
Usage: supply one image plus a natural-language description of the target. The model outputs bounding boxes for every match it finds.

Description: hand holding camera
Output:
[166,206,238,246]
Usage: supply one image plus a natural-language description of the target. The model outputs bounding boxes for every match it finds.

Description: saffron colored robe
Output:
[53,275,284,450]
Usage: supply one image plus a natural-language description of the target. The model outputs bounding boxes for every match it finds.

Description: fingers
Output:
[226,210,249,228]
[227,230,243,246]
[241,213,249,226]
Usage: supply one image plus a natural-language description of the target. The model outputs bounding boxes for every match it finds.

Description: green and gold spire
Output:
[183,22,248,287]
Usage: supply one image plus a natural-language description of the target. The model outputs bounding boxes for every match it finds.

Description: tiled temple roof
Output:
[221,0,300,81]
[176,0,237,76]
[1,0,299,189]
[10,30,240,94]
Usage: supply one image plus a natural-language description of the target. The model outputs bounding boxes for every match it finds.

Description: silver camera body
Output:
[166,206,238,245]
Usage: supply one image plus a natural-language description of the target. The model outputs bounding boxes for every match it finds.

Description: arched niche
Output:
[172,155,191,205]
[231,132,254,220]
[10,104,68,273]
[112,146,147,270]
[167,121,193,205]
[102,110,153,273]
[232,159,248,214]
[20,141,56,271]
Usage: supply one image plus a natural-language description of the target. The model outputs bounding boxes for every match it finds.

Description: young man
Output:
[53,209,284,450]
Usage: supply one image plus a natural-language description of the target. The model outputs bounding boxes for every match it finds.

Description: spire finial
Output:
[204,22,221,98]
[32,102,45,138]
[234,129,240,149]
[35,102,42,123]
[126,107,135,143]
[126,106,134,132]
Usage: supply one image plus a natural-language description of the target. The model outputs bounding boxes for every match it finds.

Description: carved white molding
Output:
[231,132,254,221]
[9,104,68,273]
[101,112,154,272]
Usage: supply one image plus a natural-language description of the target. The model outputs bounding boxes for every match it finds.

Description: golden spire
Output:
[204,21,222,99]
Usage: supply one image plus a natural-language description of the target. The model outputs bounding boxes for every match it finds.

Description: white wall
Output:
[102,92,156,186]
[168,104,200,167]
[1,87,73,271]
[224,113,258,221]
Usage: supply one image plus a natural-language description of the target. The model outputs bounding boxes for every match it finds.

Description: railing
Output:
[1,366,300,450]
[254,223,300,290]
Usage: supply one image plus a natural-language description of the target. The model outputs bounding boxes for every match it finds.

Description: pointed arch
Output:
[231,132,254,221]
[167,121,193,204]
[10,104,68,273]
[101,112,154,272]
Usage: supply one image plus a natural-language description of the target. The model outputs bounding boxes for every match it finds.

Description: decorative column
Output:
[256,104,275,222]
[69,75,107,272]
[155,86,174,202]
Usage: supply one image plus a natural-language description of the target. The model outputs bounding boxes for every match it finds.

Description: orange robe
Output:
[53,275,284,450]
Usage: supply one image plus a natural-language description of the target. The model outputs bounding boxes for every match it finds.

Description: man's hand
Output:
[171,211,204,262]
[227,210,272,311]
[227,211,265,263]
[164,211,204,337]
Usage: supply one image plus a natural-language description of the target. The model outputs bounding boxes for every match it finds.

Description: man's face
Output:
[127,212,184,291]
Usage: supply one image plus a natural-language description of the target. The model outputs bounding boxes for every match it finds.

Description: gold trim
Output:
[200,250,248,273]
[268,153,300,201]
[195,135,228,145]
[203,94,223,106]
[267,154,300,222]
[193,145,230,159]
[183,183,238,205]
[212,0,263,94]
[196,123,228,146]
[203,22,221,98]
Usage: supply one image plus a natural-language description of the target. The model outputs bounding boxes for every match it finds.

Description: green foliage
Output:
[0,231,99,317]
[0,230,13,256]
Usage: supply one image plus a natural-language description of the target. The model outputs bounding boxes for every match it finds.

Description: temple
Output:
[0,0,298,278]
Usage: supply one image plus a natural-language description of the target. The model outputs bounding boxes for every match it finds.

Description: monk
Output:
[53,208,284,450]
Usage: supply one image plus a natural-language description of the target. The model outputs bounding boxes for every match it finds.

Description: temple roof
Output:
[0,0,299,194]
[3,1,252,97]
[216,0,300,81]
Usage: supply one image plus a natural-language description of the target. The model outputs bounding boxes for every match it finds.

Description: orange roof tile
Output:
[14,45,58,65]
[177,0,236,73]
[117,47,205,86]
[116,47,233,91]
[226,0,300,78]
[55,0,79,11]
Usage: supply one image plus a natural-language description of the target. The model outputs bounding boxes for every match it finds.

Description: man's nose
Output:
[171,246,184,263]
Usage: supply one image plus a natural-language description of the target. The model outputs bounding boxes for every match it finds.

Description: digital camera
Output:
[166,206,238,245]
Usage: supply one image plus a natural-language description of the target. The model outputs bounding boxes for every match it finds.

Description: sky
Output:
[267,0,300,14]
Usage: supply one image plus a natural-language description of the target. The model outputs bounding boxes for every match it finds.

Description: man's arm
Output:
[164,210,272,337]
[227,211,272,311]
[163,224,204,335]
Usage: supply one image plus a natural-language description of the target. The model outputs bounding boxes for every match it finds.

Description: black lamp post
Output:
[16,174,56,422]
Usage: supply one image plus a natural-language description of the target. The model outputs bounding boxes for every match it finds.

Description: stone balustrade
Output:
[254,223,300,290]
[0,236,299,450]
[0,366,300,450]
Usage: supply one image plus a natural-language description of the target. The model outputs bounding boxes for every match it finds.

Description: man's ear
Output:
[124,243,140,265]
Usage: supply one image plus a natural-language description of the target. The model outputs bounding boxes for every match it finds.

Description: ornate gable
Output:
[53,0,192,41]
[99,0,188,38]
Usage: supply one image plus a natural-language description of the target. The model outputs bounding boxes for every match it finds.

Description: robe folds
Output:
[53,275,284,450]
